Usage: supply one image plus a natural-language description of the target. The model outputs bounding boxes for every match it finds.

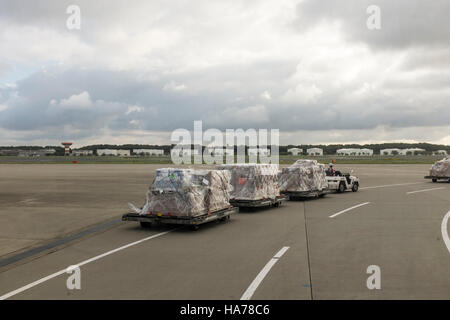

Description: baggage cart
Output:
[122,206,237,230]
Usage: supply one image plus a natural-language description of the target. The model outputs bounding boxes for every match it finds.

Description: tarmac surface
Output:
[0,164,449,299]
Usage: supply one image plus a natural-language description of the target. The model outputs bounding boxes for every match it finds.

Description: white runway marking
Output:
[0,229,174,300]
[442,211,450,254]
[329,202,371,218]
[406,187,445,195]
[360,182,424,190]
[240,246,290,300]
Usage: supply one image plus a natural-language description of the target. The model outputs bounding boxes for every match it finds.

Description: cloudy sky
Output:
[1,0,449,147]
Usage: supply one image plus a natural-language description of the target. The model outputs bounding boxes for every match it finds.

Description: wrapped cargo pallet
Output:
[279,159,327,192]
[430,157,450,177]
[133,168,232,217]
[217,164,280,200]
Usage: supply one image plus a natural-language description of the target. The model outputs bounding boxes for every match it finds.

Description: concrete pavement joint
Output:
[303,202,314,300]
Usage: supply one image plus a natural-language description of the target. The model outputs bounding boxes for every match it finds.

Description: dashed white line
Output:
[360,182,424,190]
[240,246,290,300]
[442,211,450,254]
[0,229,174,300]
[329,202,371,218]
[406,187,445,195]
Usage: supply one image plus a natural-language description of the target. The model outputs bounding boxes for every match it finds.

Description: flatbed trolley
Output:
[425,175,450,183]
[281,190,327,200]
[122,206,237,230]
[229,196,286,209]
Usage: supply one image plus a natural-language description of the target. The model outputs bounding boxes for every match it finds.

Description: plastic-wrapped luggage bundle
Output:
[279,159,328,192]
[216,164,280,200]
[135,168,232,217]
[430,157,450,177]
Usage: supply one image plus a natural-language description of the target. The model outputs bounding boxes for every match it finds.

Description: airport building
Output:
[17,149,56,157]
[287,148,303,155]
[433,150,448,156]
[0,149,19,156]
[380,148,402,155]
[97,149,118,156]
[336,148,373,156]
[117,150,131,157]
[133,149,164,156]
[72,149,94,156]
[170,148,200,157]
[380,148,426,155]
[306,148,323,156]
[248,148,271,156]
[203,148,234,156]
[399,148,426,155]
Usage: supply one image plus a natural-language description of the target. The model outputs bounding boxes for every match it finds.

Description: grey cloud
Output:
[1,64,449,137]
[295,0,450,49]
[0,0,449,145]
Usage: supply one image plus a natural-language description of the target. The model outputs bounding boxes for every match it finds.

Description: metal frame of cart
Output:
[281,190,327,200]
[229,196,286,208]
[122,207,237,230]
[425,175,450,182]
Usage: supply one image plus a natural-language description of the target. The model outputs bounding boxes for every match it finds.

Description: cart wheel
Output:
[352,183,359,192]
[273,201,280,207]
[191,225,200,231]
[140,221,152,228]
[432,178,437,183]
[338,182,345,193]
[318,193,326,198]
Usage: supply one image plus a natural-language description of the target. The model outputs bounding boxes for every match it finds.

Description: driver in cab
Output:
[326,163,335,176]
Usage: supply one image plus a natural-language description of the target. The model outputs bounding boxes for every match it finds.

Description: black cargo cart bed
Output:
[425,176,450,182]
[122,206,237,230]
[229,196,285,208]
[282,190,327,199]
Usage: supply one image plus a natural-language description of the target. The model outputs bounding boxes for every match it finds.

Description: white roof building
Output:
[337,148,373,156]
[97,149,118,156]
[170,148,200,157]
[287,148,303,155]
[133,149,164,156]
[248,148,271,156]
[380,148,402,155]
[361,148,374,156]
[433,150,448,156]
[117,150,130,156]
[306,148,323,156]
[399,148,426,155]
[73,149,93,156]
[204,148,234,156]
